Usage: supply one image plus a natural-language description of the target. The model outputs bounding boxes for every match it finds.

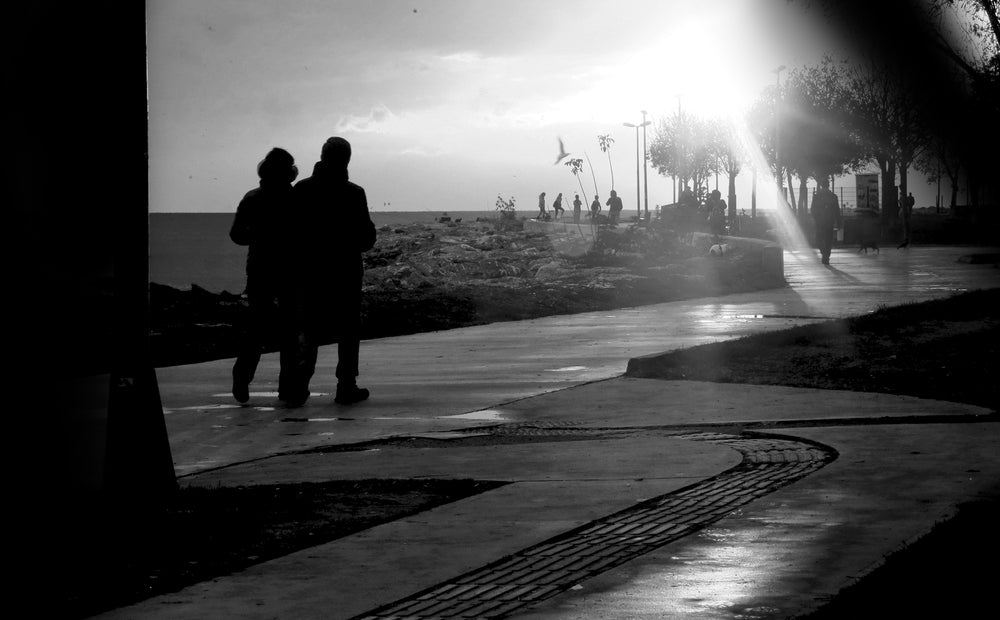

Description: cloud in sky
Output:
[148,0,846,213]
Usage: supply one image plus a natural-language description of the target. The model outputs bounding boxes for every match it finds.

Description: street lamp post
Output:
[774,65,786,206]
[622,122,639,218]
[641,110,649,220]
[624,118,651,220]
[675,95,682,202]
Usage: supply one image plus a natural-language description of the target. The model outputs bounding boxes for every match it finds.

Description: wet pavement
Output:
[96,244,998,619]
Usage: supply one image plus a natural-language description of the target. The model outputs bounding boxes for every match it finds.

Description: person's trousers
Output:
[298,291,363,391]
[816,225,835,260]
[232,284,299,396]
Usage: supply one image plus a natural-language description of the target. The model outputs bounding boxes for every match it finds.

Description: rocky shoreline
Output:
[150,217,785,368]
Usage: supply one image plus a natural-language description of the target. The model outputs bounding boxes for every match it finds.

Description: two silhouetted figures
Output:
[230,137,376,407]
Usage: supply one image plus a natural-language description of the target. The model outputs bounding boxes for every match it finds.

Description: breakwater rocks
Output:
[150,219,785,368]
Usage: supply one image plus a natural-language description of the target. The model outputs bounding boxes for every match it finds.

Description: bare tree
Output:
[709,119,746,224]
[843,57,929,237]
[648,110,717,200]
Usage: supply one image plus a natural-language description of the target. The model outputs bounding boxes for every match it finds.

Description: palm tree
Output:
[598,134,615,190]
[565,158,588,203]
[565,158,591,236]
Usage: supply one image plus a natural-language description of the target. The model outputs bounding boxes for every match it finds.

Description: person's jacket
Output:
[811,189,841,227]
[293,161,376,290]
[230,180,296,286]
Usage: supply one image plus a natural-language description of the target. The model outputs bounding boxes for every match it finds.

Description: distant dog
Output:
[858,240,880,254]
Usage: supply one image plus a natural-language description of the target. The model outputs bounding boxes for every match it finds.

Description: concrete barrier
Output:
[524,217,599,240]
[523,221,785,282]
[688,232,784,283]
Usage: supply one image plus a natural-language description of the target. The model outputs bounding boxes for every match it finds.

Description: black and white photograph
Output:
[13,1,1000,617]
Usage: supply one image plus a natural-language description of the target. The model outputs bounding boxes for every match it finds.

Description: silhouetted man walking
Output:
[293,137,376,405]
[811,178,841,265]
[230,147,300,404]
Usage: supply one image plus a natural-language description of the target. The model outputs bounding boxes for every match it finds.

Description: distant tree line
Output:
[646,0,999,238]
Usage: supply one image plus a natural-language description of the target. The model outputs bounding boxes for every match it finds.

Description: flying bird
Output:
[553,137,570,165]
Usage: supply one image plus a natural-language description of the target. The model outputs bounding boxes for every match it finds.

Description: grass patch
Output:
[627,288,1000,412]
[55,478,505,618]
[800,494,1000,618]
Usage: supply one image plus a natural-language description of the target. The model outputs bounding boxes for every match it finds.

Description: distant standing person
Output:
[900,191,916,248]
[229,147,301,405]
[811,177,841,265]
[537,192,547,219]
[293,137,377,405]
[590,194,601,220]
[552,192,564,219]
[606,189,623,224]
[708,189,727,236]
[572,193,582,224]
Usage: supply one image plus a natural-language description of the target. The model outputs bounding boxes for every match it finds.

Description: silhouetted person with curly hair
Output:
[230,147,300,404]
[292,137,376,405]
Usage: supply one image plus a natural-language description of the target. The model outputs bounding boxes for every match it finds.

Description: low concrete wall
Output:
[688,232,784,283]
[524,220,785,282]
[524,217,599,240]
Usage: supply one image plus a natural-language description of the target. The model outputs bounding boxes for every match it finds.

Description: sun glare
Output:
[609,12,765,125]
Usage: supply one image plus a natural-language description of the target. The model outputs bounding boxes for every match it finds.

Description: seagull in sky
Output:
[553,137,570,165]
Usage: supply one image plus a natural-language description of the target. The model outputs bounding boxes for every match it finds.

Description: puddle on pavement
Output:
[441,409,508,421]
[546,365,588,372]
[176,404,243,411]
[281,416,355,423]
[409,431,491,440]
[211,392,330,398]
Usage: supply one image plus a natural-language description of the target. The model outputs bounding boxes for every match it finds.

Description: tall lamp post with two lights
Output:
[624,117,651,219]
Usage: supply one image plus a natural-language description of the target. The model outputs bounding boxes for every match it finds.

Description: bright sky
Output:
[147,0,849,213]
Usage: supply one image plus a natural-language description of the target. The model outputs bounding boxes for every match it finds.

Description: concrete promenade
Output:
[98,244,998,619]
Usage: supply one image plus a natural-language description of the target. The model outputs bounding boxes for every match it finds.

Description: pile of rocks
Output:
[150,218,785,367]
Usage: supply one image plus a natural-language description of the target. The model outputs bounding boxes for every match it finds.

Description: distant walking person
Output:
[553,193,564,219]
[572,193,582,224]
[606,189,623,224]
[590,194,601,220]
[293,137,377,405]
[537,192,547,219]
[230,147,301,404]
[811,177,841,265]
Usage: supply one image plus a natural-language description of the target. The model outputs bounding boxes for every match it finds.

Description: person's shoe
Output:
[281,389,309,408]
[232,379,250,404]
[335,385,370,405]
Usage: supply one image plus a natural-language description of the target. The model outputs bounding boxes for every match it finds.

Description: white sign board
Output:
[855,174,879,210]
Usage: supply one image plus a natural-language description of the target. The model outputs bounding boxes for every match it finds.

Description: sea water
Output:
[149,210,534,293]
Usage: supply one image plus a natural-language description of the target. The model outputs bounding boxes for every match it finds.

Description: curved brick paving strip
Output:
[352,430,838,620]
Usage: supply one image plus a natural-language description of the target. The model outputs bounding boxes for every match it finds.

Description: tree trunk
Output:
[727,168,737,218]
[878,158,897,235]
[786,171,797,210]
[899,159,911,242]
[751,167,757,218]
[798,177,808,217]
